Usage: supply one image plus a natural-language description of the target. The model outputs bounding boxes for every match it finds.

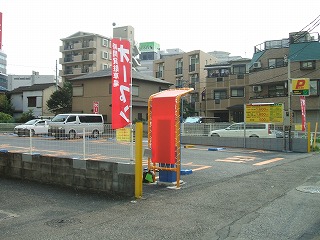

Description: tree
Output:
[0,93,14,115]
[47,82,72,115]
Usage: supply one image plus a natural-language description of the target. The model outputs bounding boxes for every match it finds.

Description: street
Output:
[1,139,320,239]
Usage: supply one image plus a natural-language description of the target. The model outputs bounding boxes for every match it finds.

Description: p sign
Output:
[93,101,99,114]
[292,78,310,96]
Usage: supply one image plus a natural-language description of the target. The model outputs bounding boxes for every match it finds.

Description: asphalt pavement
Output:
[1,150,320,240]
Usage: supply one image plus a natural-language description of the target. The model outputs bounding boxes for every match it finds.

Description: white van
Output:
[48,114,104,139]
[208,122,278,138]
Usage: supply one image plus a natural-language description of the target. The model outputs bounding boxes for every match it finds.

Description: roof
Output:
[289,41,320,62]
[70,68,173,85]
[9,83,57,94]
[60,31,110,41]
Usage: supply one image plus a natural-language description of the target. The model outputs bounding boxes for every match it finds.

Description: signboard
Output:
[245,103,283,123]
[93,101,99,114]
[111,38,131,129]
[139,42,160,53]
[292,78,310,96]
[116,128,131,142]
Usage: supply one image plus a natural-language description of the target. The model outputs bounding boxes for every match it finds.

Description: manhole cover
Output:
[45,218,82,228]
[296,186,320,194]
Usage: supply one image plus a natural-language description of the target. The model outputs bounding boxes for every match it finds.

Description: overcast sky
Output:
[1,0,319,75]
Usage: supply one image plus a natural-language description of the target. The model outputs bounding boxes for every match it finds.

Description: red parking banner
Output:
[300,96,306,131]
[111,38,131,129]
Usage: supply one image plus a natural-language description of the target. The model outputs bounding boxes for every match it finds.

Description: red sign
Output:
[93,101,99,114]
[111,38,131,129]
[300,96,306,131]
[0,12,2,49]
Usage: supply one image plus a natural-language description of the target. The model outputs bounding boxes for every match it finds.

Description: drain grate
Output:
[45,218,82,228]
[296,186,320,194]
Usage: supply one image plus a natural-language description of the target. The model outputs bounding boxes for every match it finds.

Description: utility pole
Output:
[287,59,292,151]
[55,60,58,91]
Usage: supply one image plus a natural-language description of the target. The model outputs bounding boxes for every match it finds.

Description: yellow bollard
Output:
[135,122,143,198]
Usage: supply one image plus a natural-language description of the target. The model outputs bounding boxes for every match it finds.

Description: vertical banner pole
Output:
[135,122,143,198]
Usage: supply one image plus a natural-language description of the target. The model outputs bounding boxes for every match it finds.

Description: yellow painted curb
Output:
[184,145,195,148]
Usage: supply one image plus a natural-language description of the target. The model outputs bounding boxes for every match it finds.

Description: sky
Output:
[1,0,320,75]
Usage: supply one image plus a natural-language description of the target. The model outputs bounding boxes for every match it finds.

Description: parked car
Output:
[14,119,51,137]
[47,113,104,139]
[184,116,220,124]
[208,122,278,138]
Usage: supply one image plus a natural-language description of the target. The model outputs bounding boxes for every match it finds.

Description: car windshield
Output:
[51,115,68,122]
[184,117,200,123]
[24,119,38,125]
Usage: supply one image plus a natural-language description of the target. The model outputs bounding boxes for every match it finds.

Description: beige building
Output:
[153,50,217,115]
[59,32,112,82]
[69,69,172,123]
[249,31,320,129]
[202,58,251,122]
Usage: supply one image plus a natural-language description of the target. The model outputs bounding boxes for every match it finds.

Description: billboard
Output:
[139,42,160,53]
[245,103,284,123]
[111,38,131,129]
[292,78,310,96]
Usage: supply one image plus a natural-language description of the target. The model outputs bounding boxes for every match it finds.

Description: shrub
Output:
[0,112,14,123]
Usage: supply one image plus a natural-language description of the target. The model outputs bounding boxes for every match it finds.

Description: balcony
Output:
[82,54,97,61]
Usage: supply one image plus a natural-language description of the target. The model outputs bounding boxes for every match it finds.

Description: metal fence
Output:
[0,124,135,161]
[0,123,318,160]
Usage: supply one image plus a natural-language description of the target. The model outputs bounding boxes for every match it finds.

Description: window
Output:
[103,64,109,70]
[132,85,139,96]
[176,59,183,75]
[109,83,112,94]
[310,80,319,95]
[268,58,285,68]
[176,77,184,88]
[189,55,199,72]
[137,113,143,121]
[214,90,227,100]
[27,97,36,107]
[231,88,244,97]
[300,61,315,70]
[268,84,287,97]
[73,85,84,96]
[233,64,246,74]
[102,51,109,59]
[102,39,109,47]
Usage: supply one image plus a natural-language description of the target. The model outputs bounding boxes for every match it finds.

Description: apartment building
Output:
[202,58,251,122]
[0,49,7,89]
[59,31,112,82]
[153,50,217,115]
[249,31,320,129]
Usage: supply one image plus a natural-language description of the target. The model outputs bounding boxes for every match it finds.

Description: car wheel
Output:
[92,130,99,138]
[68,130,76,139]
[211,133,220,137]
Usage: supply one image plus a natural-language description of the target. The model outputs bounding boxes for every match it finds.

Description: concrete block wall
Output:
[0,151,135,197]
[181,136,308,153]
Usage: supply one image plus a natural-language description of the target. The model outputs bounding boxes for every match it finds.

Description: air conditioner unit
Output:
[253,62,261,69]
[253,85,262,92]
